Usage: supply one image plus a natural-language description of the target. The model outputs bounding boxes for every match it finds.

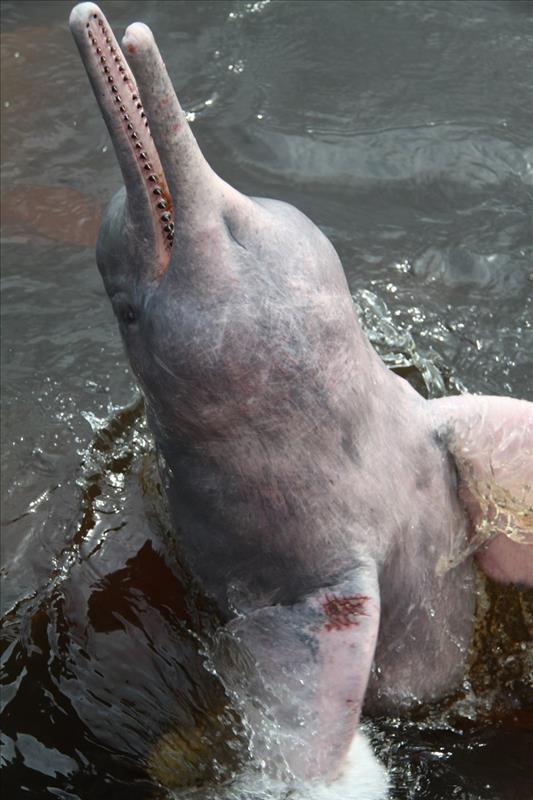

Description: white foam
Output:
[298,732,389,800]
[178,731,389,800]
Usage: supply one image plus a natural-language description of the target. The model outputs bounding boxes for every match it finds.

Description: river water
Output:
[1,1,532,798]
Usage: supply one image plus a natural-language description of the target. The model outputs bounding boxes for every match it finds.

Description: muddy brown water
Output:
[1,1,532,798]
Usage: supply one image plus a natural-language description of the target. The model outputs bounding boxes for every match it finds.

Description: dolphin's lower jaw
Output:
[69,3,173,278]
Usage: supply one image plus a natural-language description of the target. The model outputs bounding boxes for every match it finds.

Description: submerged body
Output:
[70,4,533,798]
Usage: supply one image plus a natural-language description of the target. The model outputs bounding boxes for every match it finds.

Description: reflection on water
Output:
[1,1,532,798]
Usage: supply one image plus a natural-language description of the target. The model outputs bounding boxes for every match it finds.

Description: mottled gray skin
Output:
[70,4,532,796]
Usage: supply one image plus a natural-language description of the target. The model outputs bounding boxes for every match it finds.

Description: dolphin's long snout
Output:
[70,2,173,278]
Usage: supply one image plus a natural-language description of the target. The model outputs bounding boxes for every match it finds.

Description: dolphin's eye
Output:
[120,304,137,325]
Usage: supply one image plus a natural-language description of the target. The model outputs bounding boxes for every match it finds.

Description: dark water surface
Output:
[1,1,532,798]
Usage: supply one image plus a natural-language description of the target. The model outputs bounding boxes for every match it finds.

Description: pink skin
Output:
[219,564,380,782]
[69,3,533,794]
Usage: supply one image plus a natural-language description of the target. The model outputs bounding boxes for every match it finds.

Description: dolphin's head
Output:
[69,2,366,441]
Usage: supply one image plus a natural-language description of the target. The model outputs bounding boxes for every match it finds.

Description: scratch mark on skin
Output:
[153,352,181,381]
[213,304,231,356]
[322,594,369,631]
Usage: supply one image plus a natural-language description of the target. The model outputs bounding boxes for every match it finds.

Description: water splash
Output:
[352,289,462,399]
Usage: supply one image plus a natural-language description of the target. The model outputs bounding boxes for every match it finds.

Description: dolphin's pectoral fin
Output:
[431,394,533,586]
[214,560,387,796]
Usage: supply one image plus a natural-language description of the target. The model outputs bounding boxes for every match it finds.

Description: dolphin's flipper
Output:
[214,559,386,795]
[431,394,533,586]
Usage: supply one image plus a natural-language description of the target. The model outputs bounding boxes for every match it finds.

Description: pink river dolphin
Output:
[69,4,532,798]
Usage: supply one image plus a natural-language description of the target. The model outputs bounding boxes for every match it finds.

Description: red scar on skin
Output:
[322,594,369,631]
